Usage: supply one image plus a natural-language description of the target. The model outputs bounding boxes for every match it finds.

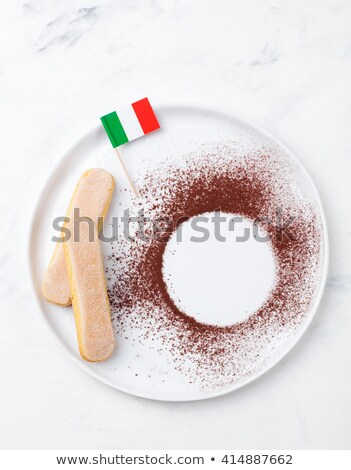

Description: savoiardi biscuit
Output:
[63,168,115,362]
[43,168,115,362]
[42,169,114,306]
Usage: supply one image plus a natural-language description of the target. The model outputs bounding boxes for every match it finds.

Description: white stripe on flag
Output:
[118,105,144,142]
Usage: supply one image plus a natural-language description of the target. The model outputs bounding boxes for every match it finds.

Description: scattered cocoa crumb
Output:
[107,144,324,390]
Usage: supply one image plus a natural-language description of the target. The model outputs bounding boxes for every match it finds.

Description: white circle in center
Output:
[162,212,276,327]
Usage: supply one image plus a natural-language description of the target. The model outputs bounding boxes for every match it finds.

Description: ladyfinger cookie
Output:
[42,169,114,306]
[63,170,115,362]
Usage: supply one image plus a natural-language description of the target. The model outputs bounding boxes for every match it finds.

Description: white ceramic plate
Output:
[29,104,328,401]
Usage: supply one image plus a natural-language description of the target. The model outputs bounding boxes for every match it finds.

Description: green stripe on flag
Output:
[100,111,129,147]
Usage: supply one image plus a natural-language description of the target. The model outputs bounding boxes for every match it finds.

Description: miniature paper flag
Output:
[100,97,160,148]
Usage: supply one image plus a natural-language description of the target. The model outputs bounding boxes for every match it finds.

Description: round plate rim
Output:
[28,102,329,402]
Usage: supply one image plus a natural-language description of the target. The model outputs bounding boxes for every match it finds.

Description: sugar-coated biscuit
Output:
[42,169,114,306]
[62,169,115,362]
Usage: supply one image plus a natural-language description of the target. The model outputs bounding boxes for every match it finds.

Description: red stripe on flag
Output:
[132,98,160,135]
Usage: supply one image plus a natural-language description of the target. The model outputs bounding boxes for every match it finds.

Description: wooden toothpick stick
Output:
[114,147,140,198]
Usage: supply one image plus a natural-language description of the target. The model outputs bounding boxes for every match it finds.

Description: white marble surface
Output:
[1,0,350,449]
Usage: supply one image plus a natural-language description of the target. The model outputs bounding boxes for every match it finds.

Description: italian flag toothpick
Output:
[100,98,160,197]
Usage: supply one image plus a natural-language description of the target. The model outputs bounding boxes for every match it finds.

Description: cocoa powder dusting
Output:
[106,144,324,390]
